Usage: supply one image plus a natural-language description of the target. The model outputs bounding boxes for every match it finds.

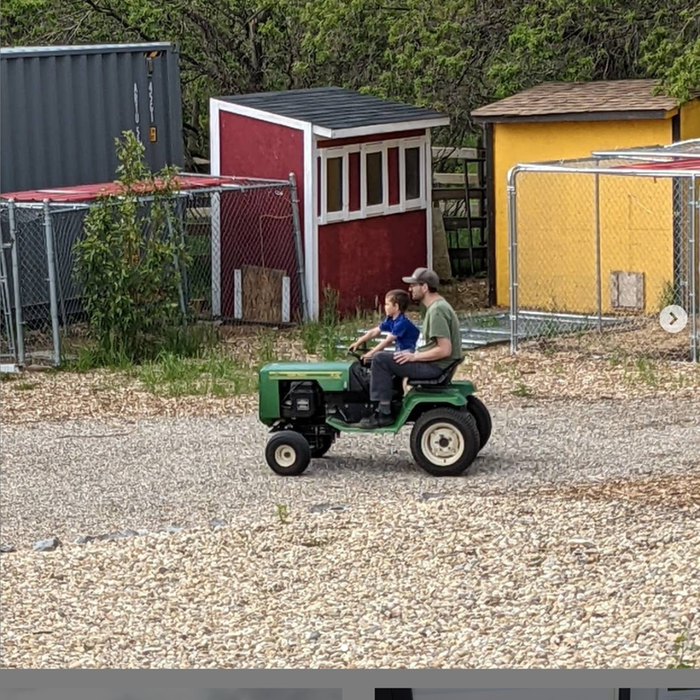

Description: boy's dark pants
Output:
[369,352,442,406]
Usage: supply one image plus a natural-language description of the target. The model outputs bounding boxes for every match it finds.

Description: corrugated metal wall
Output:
[1,43,184,193]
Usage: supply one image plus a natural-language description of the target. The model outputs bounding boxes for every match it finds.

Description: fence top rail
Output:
[592,149,700,160]
[509,160,700,182]
[591,138,700,161]
[0,173,291,205]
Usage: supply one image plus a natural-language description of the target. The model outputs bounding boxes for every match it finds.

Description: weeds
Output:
[257,329,277,365]
[629,357,658,387]
[473,314,500,329]
[299,321,323,355]
[136,351,256,398]
[297,285,370,360]
[657,279,681,312]
[512,381,533,398]
[13,381,40,391]
[276,503,290,524]
[667,625,697,668]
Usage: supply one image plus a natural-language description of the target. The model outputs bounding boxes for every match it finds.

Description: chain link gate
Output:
[0,174,307,368]
[507,149,700,363]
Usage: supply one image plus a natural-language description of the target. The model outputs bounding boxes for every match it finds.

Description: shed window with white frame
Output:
[317,135,428,224]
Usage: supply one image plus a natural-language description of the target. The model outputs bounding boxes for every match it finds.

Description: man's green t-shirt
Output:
[417,298,463,370]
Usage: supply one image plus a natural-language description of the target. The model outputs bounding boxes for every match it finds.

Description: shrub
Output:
[73,131,191,365]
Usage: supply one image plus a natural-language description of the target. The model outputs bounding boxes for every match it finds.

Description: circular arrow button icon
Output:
[660,305,688,333]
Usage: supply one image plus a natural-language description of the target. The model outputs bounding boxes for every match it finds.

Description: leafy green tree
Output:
[2,0,698,153]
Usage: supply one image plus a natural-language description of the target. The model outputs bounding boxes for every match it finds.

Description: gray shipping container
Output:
[1,42,184,193]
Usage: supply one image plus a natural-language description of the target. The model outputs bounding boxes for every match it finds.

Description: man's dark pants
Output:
[369,351,443,405]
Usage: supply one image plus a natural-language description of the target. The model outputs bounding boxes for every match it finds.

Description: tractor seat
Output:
[407,358,463,388]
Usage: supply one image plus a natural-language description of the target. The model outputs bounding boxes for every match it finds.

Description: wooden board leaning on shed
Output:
[235,265,291,323]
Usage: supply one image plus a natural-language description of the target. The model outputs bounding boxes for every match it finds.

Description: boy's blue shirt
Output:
[379,313,420,352]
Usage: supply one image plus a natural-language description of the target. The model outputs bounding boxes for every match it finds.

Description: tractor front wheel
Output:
[410,408,480,476]
[266,431,311,476]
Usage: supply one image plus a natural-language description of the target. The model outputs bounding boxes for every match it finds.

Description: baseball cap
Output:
[402,267,440,288]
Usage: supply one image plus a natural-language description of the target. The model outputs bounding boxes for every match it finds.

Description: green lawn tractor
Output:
[258,347,492,477]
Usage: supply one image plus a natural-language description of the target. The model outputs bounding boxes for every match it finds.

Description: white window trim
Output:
[319,147,350,224]
[400,137,427,211]
[657,691,700,700]
[362,142,390,216]
[317,135,428,225]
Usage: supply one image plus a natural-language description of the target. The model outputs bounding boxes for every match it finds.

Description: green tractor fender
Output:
[326,380,476,435]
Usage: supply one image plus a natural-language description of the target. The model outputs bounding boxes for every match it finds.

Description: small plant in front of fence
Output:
[512,380,533,398]
[667,625,697,668]
[73,130,193,366]
[276,503,290,525]
[657,279,675,312]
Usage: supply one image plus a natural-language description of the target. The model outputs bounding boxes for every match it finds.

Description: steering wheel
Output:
[347,341,369,361]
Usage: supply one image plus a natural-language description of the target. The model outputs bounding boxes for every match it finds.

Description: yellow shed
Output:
[472,80,700,311]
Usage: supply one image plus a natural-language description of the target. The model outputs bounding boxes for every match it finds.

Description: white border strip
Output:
[316,116,450,139]
[282,276,291,323]
[211,97,318,133]
[304,123,319,318]
[233,268,243,319]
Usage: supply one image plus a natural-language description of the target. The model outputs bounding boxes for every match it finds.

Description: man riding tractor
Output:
[356,267,464,428]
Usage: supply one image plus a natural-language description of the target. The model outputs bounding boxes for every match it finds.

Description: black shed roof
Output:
[218,87,449,136]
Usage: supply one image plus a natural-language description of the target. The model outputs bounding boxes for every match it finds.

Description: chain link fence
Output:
[508,157,699,362]
[0,175,306,367]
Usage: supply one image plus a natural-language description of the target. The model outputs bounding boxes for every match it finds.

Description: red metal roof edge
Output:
[1,175,250,203]
[612,158,700,172]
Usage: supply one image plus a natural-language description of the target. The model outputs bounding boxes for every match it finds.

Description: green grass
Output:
[472,314,500,328]
[299,321,324,355]
[512,381,533,398]
[13,381,40,391]
[629,357,659,387]
[296,287,375,360]
[136,351,257,398]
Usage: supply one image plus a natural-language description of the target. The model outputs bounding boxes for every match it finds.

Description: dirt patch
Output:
[531,473,700,509]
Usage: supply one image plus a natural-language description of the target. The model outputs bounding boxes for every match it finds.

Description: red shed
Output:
[209,87,450,317]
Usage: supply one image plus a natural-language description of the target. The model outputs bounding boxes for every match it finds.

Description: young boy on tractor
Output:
[349,288,420,359]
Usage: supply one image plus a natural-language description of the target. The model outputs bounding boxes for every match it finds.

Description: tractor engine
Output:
[280,381,323,420]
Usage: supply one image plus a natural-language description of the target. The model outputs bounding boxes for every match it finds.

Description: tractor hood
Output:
[260,361,353,382]
[258,361,355,424]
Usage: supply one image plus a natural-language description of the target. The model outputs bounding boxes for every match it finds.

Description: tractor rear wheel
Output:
[467,395,492,450]
[266,431,311,476]
[410,407,480,476]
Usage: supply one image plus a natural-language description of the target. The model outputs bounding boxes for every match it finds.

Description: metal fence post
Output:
[289,172,309,322]
[211,191,221,318]
[8,200,25,365]
[43,200,61,366]
[166,206,187,323]
[507,167,520,354]
[0,212,17,362]
[594,165,603,333]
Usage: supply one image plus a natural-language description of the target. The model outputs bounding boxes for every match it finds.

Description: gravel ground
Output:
[2,396,700,668]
